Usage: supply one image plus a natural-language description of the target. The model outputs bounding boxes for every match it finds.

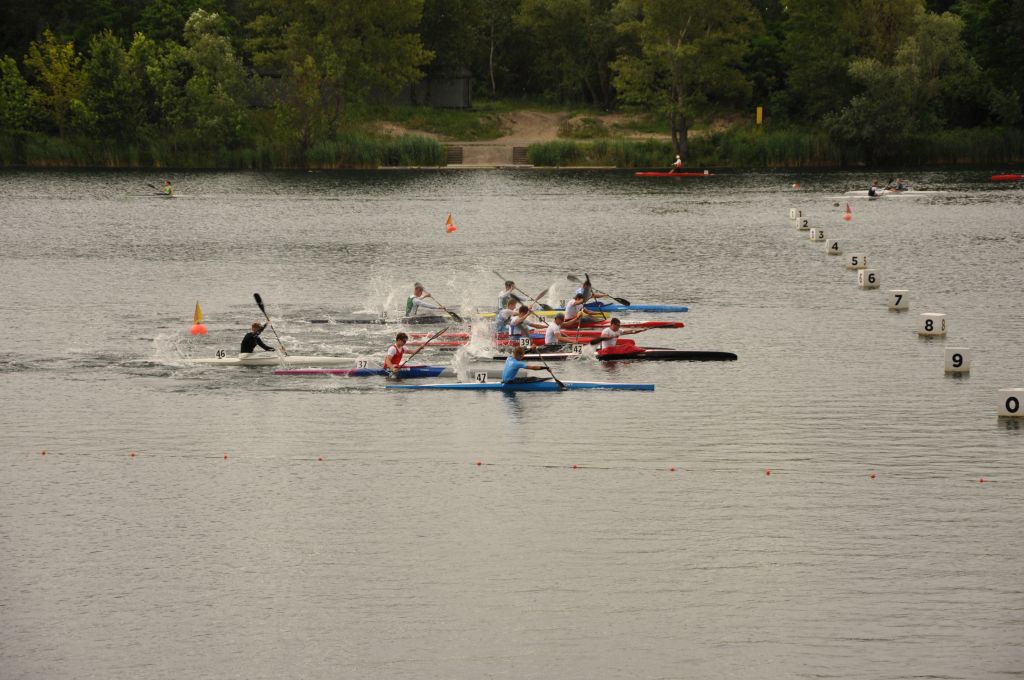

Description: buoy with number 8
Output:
[918,313,947,336]
[998,388,1024,417]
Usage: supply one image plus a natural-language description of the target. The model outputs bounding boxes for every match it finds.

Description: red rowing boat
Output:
[991,174,1023,182]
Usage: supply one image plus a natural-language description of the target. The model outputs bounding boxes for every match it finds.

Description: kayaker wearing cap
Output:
[384,332,408,376]
[497,280,518,312]
[501,345,547,384]
[598,318,647,350]
[240,322,275,354]
[669,154,683,173]
[406,283,441,317]
[544,313,573,346]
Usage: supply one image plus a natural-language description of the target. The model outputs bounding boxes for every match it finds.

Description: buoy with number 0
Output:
[997,388,1024,417]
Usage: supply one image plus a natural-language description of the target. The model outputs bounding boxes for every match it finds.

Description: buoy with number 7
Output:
[888,289,909,310]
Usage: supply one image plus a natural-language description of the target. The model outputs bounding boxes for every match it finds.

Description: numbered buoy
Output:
[825,239,842,255]
[796,217,810,232]
[846,253,867,270]
[789,208,798,220]
[918,313,947,336]
[809,227,825,242]
[998,388,1024,417]
[944,347,971,373]
[888,289,909,310]
[858,269,879,289]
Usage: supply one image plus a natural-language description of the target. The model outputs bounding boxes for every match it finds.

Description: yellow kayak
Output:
[479,309,608,320]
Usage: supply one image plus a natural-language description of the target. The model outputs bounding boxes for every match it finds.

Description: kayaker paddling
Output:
[240,322,276,354]
[501,346,548,384]
[669,154,683,173]
[406,283,441,317]
[868,179,881,197]
[163,179,173,196]
[494,297,518,334]
[384,332,408,376]
[497,280,518,311]
[508,304,547,342]
[544,313,574,346]
[598,318,648,350]
[562,293,592,329]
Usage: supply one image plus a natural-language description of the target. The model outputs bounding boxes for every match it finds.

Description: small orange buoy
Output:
[669,466,676,472]
[869,472,876,479]
[190,323,207,335]
[765,469,771,476]
[475,460,481,466]
[572,464,577,470]
[446,224,456,233]
[40,450,46,456]
[317,457,323,462]
[223,453,228,460]
[130,451,137,458]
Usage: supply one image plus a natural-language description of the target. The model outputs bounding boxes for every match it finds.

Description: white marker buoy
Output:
[918,313,947,336]
[825,239,842,255]
[888,289,909,310]
[846,253,867,270]
[809,227,825,241]
[858,269,879,289]
[796,217,810,231]
[945,348,971,373]
[998,388,1024,417]
[789,208,798,220]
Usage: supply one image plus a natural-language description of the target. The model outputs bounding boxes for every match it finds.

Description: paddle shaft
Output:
[398,325,449,369]
[253,293,288,355]
[567,274,630,307]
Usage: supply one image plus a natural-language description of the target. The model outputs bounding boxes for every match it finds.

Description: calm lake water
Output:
[1,168,1022,679]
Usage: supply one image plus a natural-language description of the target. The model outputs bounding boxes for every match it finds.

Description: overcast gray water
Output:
[1,168,1022,679]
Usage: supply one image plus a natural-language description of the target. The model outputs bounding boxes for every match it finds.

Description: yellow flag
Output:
[193,301,203,324]
[445,213,453,226]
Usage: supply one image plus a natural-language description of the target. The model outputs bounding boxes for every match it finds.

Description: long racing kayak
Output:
[387,379,654,392]
[273,365,502,379]
[991,174,1022,182]
[191,354,357,366]
[308,315,451,325]
[582,302,688,313]
[634,171,712,177]
[484,348,737,361]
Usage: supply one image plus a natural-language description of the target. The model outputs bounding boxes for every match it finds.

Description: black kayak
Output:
[488,348,737,362]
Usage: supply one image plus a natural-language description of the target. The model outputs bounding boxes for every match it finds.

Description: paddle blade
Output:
[253,293,266,312]
[610,296,631,306]
[566,274,582,283]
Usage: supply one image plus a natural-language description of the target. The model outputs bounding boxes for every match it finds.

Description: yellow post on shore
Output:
[756,106,763,126]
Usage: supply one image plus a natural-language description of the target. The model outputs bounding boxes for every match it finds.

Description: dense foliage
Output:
[0,0,1021,167]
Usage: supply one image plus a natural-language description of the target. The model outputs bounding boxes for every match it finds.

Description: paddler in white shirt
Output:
[494,297,519,334]
[669,154,683,174]
[383,332,408,376]
[544,313,574,346]
[497,280,517,311]
[507,304,546,343]
[406,283,441,317]
[598,318,647,350]
[562,292,592,329]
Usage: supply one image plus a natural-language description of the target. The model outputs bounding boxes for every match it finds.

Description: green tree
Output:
[84,30,140,139]
[23,30,91,136]
[782,0,923,121]
[954,0,1024,125]
[0,55,34,131]
[419,0,483,77]
[149,10,252,147]
[824,11,982,161]
[612,0,760,160]
[249,0,431,153]
[514,0,619,107]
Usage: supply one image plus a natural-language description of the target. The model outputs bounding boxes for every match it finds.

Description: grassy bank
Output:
[0,131,446,169]
[528,127,1024,168]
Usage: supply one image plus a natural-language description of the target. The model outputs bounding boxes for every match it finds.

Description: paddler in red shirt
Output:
[384,332,409,376]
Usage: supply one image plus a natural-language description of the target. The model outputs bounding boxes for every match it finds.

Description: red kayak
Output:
[635,171,712,177]
[991,174,1023,182]
[409,320,684,340]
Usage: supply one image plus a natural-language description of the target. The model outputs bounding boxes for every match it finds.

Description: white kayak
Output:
[190,353,358,366]
[841,189,945,198]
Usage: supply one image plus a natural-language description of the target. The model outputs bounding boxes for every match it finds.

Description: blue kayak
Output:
[583,302,688,313]
[387,380,654,392]
[275,366,501,379]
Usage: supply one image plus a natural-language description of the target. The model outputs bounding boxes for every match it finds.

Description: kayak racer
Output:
[501,346,548,384]
[240,322,276,354]
[406,282,441,316]
[384,332,409,376]
[598,318,648,350]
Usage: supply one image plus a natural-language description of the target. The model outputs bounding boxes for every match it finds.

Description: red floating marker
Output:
[572,464,577,470]
[40,450,46,456]
[669,466,676,472]
[979,477,985,484]
[475,460,481,466]
[765,469,771,476]
[130,451,137,458]
[869,472,876,479]
[223,453,228,460]
[317,457,324,462]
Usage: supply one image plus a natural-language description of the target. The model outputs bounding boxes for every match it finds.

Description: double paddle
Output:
[253,293,288,355]
[567,274,631,307]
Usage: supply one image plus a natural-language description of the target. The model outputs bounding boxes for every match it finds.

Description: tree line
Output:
[0,0,1021,167]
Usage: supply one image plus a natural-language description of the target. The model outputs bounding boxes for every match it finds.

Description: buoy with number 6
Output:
[825,239,842,255]
[858,269,879,289]
[944,347,971,373]
[846,253,867,270]
[888,289,909,310]
[918,313,947,336]
[998,388,1024,417]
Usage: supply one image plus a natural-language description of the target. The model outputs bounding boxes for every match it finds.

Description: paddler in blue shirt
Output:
[240,322,275,354]
[501,346,546,384]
